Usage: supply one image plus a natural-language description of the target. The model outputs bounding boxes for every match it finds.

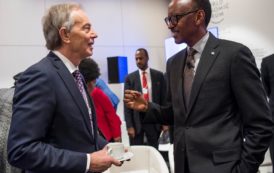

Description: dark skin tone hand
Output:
[124,90,148,112]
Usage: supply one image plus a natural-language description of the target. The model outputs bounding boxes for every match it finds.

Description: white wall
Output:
[0,0,170,88]
[208,0,274,68]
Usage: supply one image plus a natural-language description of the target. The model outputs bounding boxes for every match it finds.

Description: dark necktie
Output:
[73,70,94,135]
[184,48,197,107]
[142,71,149,101]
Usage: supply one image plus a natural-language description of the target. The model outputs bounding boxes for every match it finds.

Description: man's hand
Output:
[124,90,148,111]
[89,147,122,172]
[162,125,169,132]
[127,127,135,138]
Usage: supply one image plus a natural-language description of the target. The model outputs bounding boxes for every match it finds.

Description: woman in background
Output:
[79,58,122,142]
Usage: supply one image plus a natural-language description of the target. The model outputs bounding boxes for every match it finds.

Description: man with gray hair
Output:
[8,3,121,173]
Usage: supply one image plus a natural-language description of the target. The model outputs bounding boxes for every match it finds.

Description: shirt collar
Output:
[52,50,78,73]
[189,31,210,55]
[139,67,150,75]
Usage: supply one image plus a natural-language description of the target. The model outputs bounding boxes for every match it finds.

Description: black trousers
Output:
[129,124,160,149]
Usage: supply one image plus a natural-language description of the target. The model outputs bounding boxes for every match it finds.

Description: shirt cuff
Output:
[86,154,90,172]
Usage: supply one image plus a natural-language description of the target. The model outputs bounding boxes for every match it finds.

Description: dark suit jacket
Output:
[124,68,166,134]
[145,33,273,173]
[7,52,107,173]
[261,54,274,115]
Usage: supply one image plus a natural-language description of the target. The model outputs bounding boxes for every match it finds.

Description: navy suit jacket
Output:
[8,52,107,173]
[145,33,273,173]
[124,68,166,134]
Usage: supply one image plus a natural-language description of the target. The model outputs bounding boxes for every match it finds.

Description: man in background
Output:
[261,53,274,173]
[124,48,167,149]
[7,3,121,173]
[124,0,272,172]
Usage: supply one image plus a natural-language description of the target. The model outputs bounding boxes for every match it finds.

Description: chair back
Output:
[106,145,169,173]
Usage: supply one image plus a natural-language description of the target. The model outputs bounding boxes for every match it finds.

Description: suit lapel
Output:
[150,69,156,101]
[132,71,142,124]
[135,71,142,92]
[187,34,220,116]
[172,50,188,113]
[47,52,94,137]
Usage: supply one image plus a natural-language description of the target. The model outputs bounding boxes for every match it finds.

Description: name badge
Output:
[142,88,148,94]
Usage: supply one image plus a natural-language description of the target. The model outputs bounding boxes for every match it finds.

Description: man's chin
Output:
[174,37,184,45]
[86,50,93,57]
[173,37,182,44]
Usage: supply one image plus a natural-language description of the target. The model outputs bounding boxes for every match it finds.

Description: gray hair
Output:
[42,3,81,50]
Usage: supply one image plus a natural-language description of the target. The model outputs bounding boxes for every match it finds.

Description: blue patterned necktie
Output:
[73,70,94,135]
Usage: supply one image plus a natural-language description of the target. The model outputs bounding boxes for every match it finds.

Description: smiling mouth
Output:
[171,29,177,35]
[88,42,93,47]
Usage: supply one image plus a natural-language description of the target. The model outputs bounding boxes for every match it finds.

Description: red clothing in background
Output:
[91,87,121,141]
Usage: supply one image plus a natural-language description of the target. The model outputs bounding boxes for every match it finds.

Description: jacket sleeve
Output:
[143,65,174,126]
[260,59,270,96]
[231,46,273,172]
[159,72,167,107]
[123,76,134,128]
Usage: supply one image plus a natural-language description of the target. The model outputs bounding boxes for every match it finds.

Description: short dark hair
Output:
[193,0,211,26]
[79,58,100,83]
[136,48,149,57]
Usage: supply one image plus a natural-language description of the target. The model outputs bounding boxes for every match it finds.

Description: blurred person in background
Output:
[80,58,122,142]
[124,48,167,149]
[96,78,120,111]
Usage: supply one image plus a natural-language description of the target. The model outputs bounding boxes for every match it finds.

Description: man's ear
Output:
[195,10,205,26]
[59,27,70,43]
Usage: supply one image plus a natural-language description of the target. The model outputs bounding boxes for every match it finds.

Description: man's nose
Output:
[90,28,98,38]
[168,24,175,30]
